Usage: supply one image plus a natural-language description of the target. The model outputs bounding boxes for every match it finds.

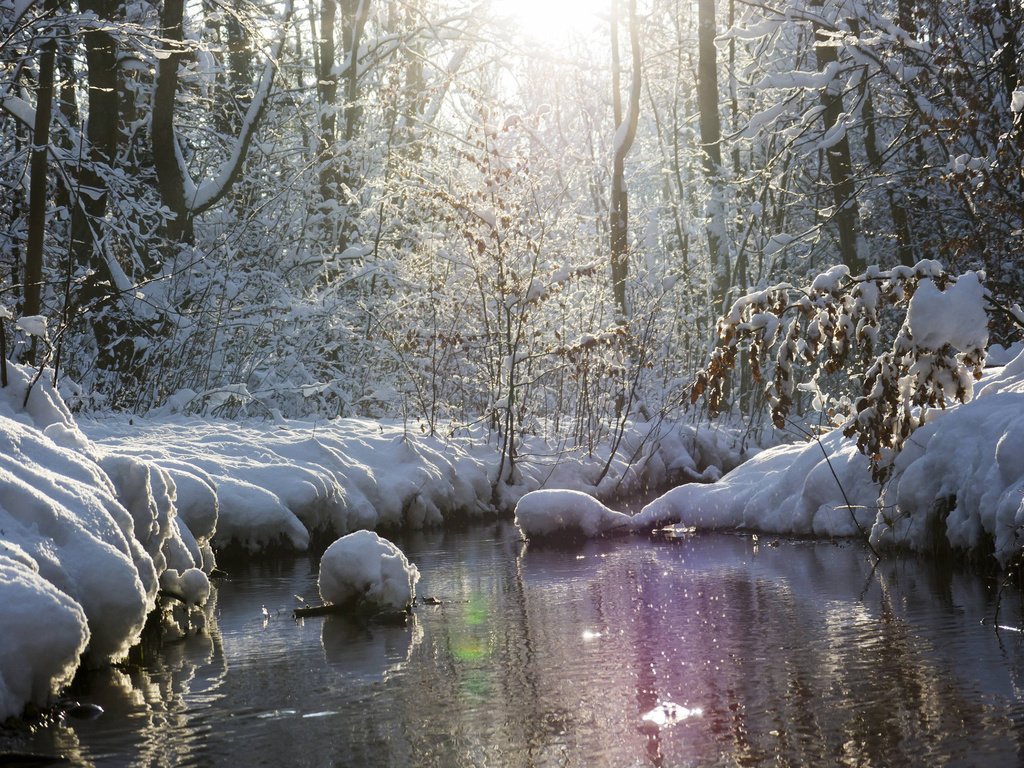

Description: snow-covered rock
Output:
[515,489,632,539]
[318,530,419,611]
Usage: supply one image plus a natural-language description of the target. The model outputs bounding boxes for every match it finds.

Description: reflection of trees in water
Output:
[375,522,576,767]
[614,538,1023,767]
[22,527,1024,768]
[47,594,226,767]
[491,533,1024,767]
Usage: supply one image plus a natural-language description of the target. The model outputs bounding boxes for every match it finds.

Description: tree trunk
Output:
[73,0,121,310]
[152,0,293,241]
[25,2,58,322]
[609,0,640,321]
[697,0,729,312]
[152,0,193,242]
[341,0,369,143]
[810,3,863,272]
[316,0,339,200]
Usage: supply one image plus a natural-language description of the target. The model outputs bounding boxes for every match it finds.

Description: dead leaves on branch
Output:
[692,261,989,481]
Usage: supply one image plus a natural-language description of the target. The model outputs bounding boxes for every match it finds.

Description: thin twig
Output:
[787,418,881,559]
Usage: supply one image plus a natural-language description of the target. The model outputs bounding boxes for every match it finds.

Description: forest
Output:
[5,0,1022,449]
[7,0,1024,741]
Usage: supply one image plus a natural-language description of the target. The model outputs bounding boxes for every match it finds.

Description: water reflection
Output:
[1,598,225,767]
[5,524,1024,767]
[320,614,422,683]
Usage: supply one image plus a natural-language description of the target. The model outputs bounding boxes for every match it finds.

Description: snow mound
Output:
[631,429,879,537]
[515,489,632,539]
[0,546,89,721]
[159,567,212,605]
[874,390,1024,564]
[81,418,499,553]
[0,362,220,718]
[0,416,151,663]
[635,347,1024,565]
[318,530,420,611]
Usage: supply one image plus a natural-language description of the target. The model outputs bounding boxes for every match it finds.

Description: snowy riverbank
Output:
[4,346,1022,721]
[517,348,1024,568]
[0,359,740,721]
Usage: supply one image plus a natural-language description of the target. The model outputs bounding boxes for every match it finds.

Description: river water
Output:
[5,523,1024,767]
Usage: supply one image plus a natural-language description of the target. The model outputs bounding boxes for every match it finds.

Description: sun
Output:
[488,0,605,47]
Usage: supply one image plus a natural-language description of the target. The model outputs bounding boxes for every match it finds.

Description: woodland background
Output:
[3,0,1022,449]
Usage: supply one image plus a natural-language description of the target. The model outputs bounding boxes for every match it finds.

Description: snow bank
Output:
[0,363,211,720]
[82,415,742,554]
[82,418,498,552]
[874,390,1024,563]
[632,429,878,537]
[515,489,631,539]
[0,545,88,721]
[496,419,744,509]
[634,347,1024,566]
[318,530,419,611]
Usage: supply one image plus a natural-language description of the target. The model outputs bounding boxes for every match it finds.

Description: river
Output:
[4,523,1024,766]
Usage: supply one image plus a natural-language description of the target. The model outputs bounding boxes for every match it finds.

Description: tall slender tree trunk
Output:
[25,1,58,323]
[341,0,369,143]
[73,0,121,310]
[609,0,640,321]
[331,0,369,253]
[697,0,729,312]
[152,0,194,243]
[810,2,863,272]
[316,0,339,201]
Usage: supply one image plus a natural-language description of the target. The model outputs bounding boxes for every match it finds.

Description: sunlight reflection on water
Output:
[6,522,1024,767]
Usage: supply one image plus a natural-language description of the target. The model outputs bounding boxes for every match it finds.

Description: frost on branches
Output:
[692,260,989,480]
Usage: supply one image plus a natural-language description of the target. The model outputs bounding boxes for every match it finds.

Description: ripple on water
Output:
[7,524,1024,767]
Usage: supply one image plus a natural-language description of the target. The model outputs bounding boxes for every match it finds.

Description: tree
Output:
[609,0,640,321]
[809,0,862,273]
[696,0,729,313]
[24,0,58,325]
[152,0,294,243]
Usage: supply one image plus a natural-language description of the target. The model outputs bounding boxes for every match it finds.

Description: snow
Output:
[738,102,790,138]
[0,546,88,722]
[15,315,48,339]
[515,489,632,538]
[874,390,1024,563]
[755,62,839,90]
[2,323,1023,719]
[907,271,988,352]
[810,264,850,292]
[0,362,208,720]
[631,430,878,538]
[318,530,419,611]
[1012,88,1024,113]
[631,348,1024,566]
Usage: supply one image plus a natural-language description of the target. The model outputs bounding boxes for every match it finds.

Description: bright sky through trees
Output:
[488,0,604,45]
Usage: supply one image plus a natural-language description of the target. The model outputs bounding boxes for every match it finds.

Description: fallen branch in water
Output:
[292,603,412,626]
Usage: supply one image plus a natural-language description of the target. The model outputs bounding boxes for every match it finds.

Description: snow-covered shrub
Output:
[515,489,631,539]
[693,261,995,480]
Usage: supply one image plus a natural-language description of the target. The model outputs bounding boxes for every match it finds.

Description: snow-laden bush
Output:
[515,489,631,539]
[694,261,998,480]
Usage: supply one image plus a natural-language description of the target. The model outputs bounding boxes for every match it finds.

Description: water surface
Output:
[6,523,1024,766]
